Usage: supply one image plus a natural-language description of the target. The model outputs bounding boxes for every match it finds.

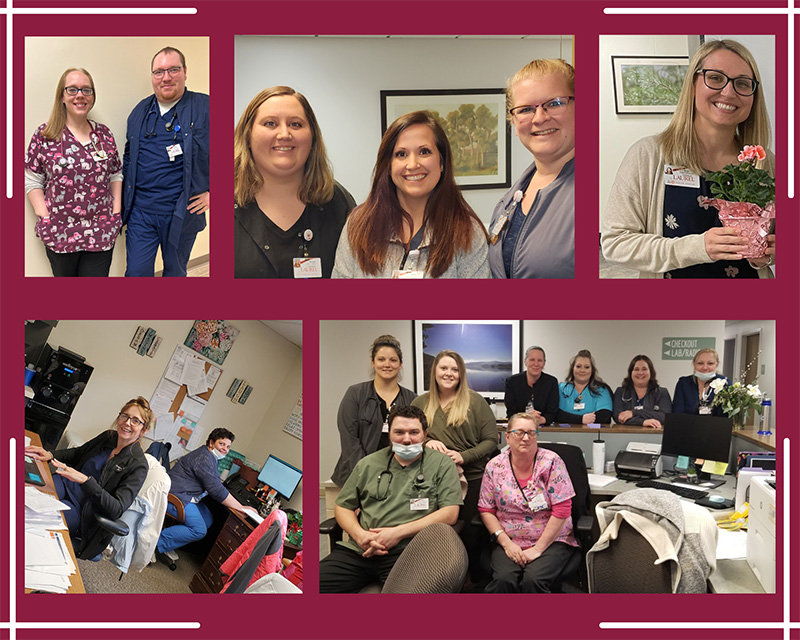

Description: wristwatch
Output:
[489,529,504,543]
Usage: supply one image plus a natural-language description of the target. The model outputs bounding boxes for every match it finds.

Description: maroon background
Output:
[1,1,798,639]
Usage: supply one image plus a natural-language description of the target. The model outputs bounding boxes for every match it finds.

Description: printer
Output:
[614,442,663,480]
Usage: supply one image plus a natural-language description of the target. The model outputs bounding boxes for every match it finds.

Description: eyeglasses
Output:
[508,429,539,440]
[510,96,574,122]
[151,66,183,79]
[696,69,758,96]
[64,86,94,96]
[118,412,145,428]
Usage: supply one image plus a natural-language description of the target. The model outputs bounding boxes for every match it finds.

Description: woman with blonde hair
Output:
[234,86,355,278]
[25,68,123,276]
[673,348,728,415]
[333,110,489,278]
[488,58,575,279]
[603,39,775,278]
[411,350,497,577]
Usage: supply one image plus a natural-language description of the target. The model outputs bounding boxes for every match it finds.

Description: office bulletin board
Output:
[283,394,303,441]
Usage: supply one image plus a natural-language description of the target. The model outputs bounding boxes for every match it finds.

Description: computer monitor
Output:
[661,413,733,465]
[257,455,302,501]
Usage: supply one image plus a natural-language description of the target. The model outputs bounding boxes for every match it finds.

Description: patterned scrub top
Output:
[478,448,577,549]
[25,121,122,253]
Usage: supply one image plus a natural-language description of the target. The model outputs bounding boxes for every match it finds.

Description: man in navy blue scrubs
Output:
[122,46,209,277]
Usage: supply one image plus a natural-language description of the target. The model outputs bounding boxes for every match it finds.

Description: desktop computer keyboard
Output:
[635,479,709,500]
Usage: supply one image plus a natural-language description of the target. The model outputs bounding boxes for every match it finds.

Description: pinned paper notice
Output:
[701,459,729,475]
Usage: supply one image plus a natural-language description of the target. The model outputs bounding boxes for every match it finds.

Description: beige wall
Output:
[46,319,304,509]
[24,37,211,277]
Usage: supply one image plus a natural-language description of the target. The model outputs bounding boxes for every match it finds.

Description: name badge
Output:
[489,215,508,245]
[410,498,429,511]
[91,151,108,162]
[573,402,585,411]
[634,404,644,410]
[664,165,700,188]
[699,406,712,415]
[392,269,424,279]
[527,493,547,513]
[382,420,389,433]
[293,257,322,278]
[166,143,183,162]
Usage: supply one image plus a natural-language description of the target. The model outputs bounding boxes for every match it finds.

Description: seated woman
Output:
[24,397,151,559]
[412,350,497,577]
[156,428,257,562]
[602,40,775,278]
[557,349,613,424]
[673,348,728,416]
[234,86,356,278]
[331,335,417,486]
[333,110,490,278]
[488,59,575,279]
[478,413,578,592]
[613,355,672,429]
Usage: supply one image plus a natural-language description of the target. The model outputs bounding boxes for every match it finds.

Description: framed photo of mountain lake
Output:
[380,89,511,189]
[413,320,521,400]
[611,56,690,114]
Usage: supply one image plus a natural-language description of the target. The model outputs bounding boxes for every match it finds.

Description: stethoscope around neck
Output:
[374,447,426,501]
[144,105,181,140]
[561,381,588,401]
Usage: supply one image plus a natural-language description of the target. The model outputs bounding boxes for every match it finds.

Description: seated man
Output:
[320,405,462,593]
[156,427,256,562]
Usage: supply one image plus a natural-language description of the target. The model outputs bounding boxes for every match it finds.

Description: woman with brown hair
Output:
[234,86,355,278]
[332,110,489,278]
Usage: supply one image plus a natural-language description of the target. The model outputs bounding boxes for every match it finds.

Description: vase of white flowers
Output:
[710,379,763,430]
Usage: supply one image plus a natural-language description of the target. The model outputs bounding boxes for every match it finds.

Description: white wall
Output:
[598,34,776,225]
[235,35,574,226]
[24,37,211,277]
[45,319,304,509]
[319,319,775,479]
[724,319,776,407]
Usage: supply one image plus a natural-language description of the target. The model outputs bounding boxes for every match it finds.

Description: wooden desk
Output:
[732,427,776,452]
[190,509,300,594]
[24,430,85,594]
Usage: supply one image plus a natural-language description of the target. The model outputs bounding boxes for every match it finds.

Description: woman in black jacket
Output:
[25,396,152,559]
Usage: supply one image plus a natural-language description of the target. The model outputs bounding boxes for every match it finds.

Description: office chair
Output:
[319,520,468,593]
[220,510,288,593]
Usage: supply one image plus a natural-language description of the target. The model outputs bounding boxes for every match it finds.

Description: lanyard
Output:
[511,450,538,503]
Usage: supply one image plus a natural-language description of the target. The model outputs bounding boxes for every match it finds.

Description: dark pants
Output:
[460,477,487,582]
[45,248,113,277]
[485,541,575,593]
[125,208,198,277]
[319,545,403,593]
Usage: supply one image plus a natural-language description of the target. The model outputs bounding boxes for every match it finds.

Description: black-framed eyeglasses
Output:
[508,428,539,440]
[64,86,94,96]
[151,66,183,79]
[118,412,145,428]
[695,69,758,96]
[510,96,574,120]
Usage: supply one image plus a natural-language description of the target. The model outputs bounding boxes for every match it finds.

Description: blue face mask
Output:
[695,370,716,382]
[392,442,423,461]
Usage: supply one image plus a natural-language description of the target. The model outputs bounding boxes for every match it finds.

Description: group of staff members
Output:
[234,58,575,280]
[329,336,730,592]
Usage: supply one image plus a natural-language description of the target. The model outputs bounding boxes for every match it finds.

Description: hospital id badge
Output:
[166,143,183,162]
[91,150,108,162]
[392,269,424,279]
[293,257,322,278]
[489,215,508,245]
[663,165,700,188]
[634,404,644,410]
[573,402,585,411]
[382,420,389,433]
[699,405,712,415]
[410,498,429,511]
[527,493,547,513]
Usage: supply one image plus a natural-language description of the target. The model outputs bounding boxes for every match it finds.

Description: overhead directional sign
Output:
[662,337,716,360]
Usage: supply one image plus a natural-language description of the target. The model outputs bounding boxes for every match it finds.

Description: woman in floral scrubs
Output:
[25,68,122,276]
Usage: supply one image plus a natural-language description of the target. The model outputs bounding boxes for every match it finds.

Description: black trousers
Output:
[484,541,575,593]
[45,248,113,277]
[460,476,487,581]
[319,544,403,593]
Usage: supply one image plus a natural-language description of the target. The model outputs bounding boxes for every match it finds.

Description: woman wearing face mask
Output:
[613,355,672,429]
[331,335,417,486]
[556,350,614,425]
[333,110,490,278]
[602,40,775,278]
[156,427,259,563]
[23,397,152,559]
[673,348,728,415]
[412,350,498,578]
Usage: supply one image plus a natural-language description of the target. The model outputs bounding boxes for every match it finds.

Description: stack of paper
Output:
[24,487,76,593]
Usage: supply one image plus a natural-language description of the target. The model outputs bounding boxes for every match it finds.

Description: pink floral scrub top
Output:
[478,448,578,549]
[25,121,122,253]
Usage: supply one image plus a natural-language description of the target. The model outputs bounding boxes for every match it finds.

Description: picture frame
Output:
[380,89,511,190]
[611,56,690,114]
[413,320,521,401]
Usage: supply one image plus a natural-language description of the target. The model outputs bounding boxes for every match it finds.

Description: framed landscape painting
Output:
[611,56,690,114]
